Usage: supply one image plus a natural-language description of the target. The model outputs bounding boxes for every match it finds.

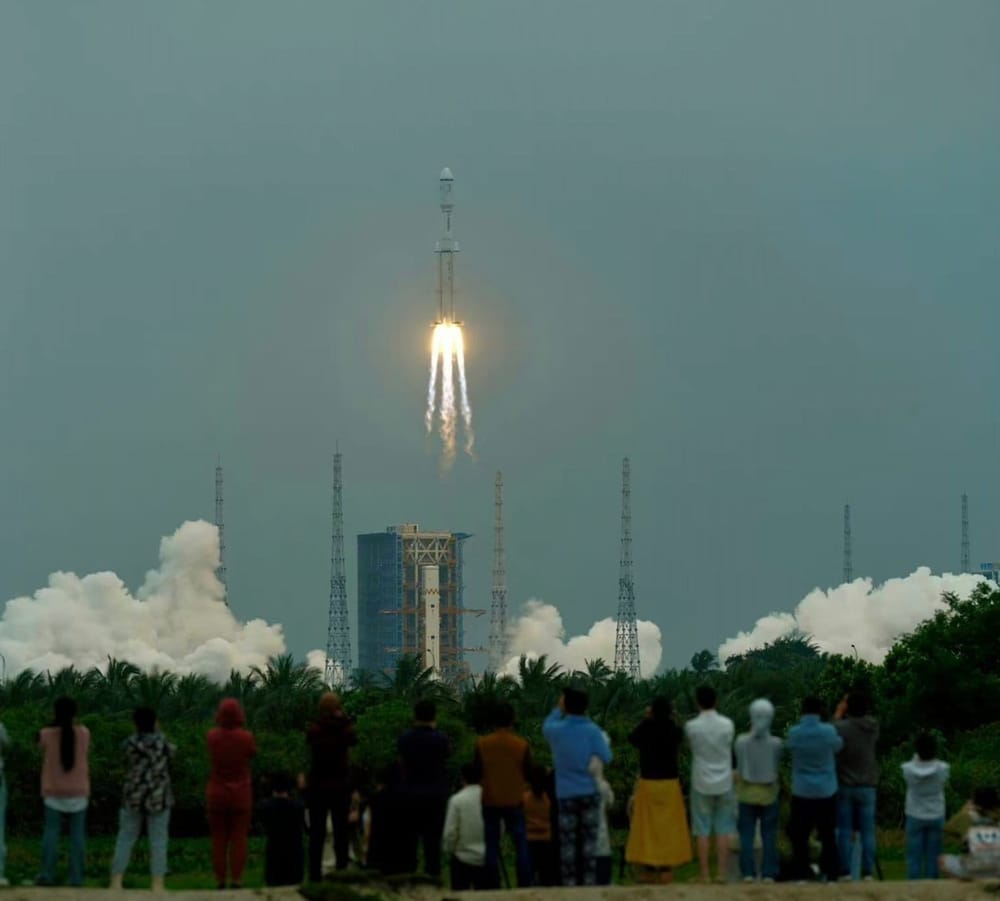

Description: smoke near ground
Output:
[504,599,662,679]
[718,568,986,664]
[0,520,287,682]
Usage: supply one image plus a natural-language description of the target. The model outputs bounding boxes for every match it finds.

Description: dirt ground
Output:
[2,882,999,900]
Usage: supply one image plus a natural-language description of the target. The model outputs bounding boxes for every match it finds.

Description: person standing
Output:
[443,763,488,890]
[589,735,615,886]
[523,766,555,886]
[786,696,843,882]
[902,732,950,879]
[257,773,305,887]
[0,717,9,888]
[206,698,256,890]
[398,699,451,877]
[734,698,783,884]
[833,691,880,880]
[473,701,532,887]
[684,685,736,883]
[109,707,175,891]
[542,687,612,886]
[625,697,692,883]
[37,696,91,887]
[305,692,357,880]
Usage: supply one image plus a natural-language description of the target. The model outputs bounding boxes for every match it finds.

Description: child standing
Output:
[902,733,950,879]
[589,733,616,885]
[257,773,305,887]
[523,766,554,886]
[442,763,487,890]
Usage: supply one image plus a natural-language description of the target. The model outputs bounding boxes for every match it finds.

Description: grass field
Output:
[2,828,939,890]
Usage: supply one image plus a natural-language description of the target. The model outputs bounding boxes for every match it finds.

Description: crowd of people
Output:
[0,685,997,890]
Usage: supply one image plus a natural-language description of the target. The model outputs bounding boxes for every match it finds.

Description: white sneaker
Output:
[743,876,755,883]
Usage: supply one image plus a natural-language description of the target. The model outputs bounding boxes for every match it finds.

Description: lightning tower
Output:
[489,471,509,672]
[843,503,853,584]
[961,493,971,573]
[613,457,641,679]
[215,456,227,605]
[325,450,352,686]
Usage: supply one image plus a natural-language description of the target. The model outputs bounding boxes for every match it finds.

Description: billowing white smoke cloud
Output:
[718,568,986,665]
[504,599,662,679]
[0,520,287,682]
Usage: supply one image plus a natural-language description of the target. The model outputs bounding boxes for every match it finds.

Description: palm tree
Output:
[381,655,452,706]
[250,654,326,731]
[514,655,563,719]
[0,669,46,707]
[168,673,219,721]
[460,671,517,733]
[129,671,178,712]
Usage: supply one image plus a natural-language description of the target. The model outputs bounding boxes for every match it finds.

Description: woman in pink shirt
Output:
[37,696,90,886]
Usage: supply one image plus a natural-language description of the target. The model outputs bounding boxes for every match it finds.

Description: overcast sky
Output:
[2,1,998,670]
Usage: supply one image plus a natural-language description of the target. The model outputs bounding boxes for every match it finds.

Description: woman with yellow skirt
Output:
[625,697,692,883]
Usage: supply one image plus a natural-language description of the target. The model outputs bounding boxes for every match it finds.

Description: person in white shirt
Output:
[589,731,616,885]
[443,763,487,890]
[684,685,736,883]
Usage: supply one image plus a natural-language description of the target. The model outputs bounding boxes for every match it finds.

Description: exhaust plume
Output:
[503,599,662,679]
[0,520,286,682]
[718,567,986,664]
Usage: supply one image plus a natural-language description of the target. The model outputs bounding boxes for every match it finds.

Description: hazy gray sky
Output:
[2,1,999,670]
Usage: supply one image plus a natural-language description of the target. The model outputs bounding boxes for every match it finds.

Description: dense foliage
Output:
[3,582,998,837]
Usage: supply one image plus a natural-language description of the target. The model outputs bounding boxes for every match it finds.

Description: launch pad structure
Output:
[358,524,485,681]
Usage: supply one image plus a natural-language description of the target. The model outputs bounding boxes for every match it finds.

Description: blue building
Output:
[357,524,470,678]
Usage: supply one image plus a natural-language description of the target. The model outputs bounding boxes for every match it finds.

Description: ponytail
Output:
[53,696,77,773]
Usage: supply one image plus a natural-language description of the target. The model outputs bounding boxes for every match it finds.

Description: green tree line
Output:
[2,582,998,837]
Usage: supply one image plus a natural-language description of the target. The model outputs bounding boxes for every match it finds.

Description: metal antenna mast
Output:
[843,503,853,584]
[961,493,971,573]
[613,457,641,679]
[325,450,352,686]
[489,471,509,672]
[215,455,227,605]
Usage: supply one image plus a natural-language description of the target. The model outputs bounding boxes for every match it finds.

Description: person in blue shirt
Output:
[785,696,844,881]
[543,687,612,886]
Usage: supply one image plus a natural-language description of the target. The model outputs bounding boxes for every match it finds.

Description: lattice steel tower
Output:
[961,493,971,573]
[489,471,509,673]
[613,457,641,679]
[325,451,352,686]
[215,456,228,605]
[843,503,853,584]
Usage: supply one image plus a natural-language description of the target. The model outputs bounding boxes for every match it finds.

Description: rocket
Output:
[434,167,461,325]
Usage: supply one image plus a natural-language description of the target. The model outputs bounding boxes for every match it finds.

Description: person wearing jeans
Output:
[833,691,880,879]
[734,699,783,883]
[902,732,950,879]
[473,702,532,887]
[110,706,175,890]
[37,696,91,887]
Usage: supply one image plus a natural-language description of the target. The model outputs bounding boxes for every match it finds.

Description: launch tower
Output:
[613,457,641,679]
[325,451,352,685]
[489,472,509,672]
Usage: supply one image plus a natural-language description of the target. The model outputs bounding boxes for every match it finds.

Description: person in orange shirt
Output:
[523,765,556,886]
[473,702,532,887]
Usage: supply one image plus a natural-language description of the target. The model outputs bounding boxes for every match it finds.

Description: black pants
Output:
[308,789,352,881]
[788,795,839,881]
[402,795,448,877]
[450,856,489,890]
[528,839,556,886]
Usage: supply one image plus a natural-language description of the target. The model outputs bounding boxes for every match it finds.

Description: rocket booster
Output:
[434,167,460,325]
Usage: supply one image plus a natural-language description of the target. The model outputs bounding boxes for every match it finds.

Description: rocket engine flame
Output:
[426,321,474,471]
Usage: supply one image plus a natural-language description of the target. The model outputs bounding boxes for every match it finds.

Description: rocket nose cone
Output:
[440,167,454,181]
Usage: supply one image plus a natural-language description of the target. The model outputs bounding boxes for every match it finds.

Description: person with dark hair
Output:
[543,687,612,886]
[902,733,950,879]
[367,763,407,875]
[786,695,843,882]
[443,763,487,890]
[941,787,1000,880]
[206,698,257,890]
[257,773,305,887]
[523,765,555,886]
[734,698,783,884]
[684,685,735,883]
[473,701,532,887]
[626,696,692,883]
[0,714,9,888]
[398,699,451,877]
[37,696,90,886]
[109,707,176,891]
[304,692,357,880]
[833,690,880,880]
